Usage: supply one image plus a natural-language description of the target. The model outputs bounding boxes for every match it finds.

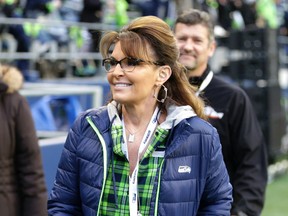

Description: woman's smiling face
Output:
[107,41,160,106]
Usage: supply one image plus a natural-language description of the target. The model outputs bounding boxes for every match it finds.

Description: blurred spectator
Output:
[74,0,103,76]
[0,0,32,78]
[23,0,62,45]
[79,0,103,53]
[216,0,279,29]
[276,0,288,35]
[103,0,129,27]
[217,0,257,30]
[23,0,54,18]
[59,0,82,22]
[0,63,47,215]
[277,0,288,58]
[131,0,161,16]
[130,0,171,21]
[256,0,279,28]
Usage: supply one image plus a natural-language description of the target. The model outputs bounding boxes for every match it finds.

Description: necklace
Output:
[125,125,140,143]
[124,114,154,143]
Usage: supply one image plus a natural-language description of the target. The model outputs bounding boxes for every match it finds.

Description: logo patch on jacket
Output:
[178,166,191,173]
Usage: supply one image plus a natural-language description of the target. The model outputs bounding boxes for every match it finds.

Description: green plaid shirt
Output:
[100,125,169,216]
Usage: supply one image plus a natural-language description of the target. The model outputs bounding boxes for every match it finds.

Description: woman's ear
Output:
[156,65,172,85]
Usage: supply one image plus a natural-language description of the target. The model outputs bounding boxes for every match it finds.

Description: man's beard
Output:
[183,61,197,71]
[179,53,197,71]
[185,65,196,71]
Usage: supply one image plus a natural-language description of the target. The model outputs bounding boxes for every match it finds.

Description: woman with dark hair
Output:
[48,15,232,216]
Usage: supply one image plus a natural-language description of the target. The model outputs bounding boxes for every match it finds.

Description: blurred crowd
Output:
[0,0,287,79]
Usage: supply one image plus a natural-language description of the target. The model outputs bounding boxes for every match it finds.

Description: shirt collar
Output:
[188,65,211,88]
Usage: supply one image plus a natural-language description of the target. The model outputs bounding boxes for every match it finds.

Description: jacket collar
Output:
[106,101,197,131]
[160,104,196,130]
[188,65,211,88]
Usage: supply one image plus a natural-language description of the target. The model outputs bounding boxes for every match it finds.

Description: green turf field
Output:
[262,172,288,216]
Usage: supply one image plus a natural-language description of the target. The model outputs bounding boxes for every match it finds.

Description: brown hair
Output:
[100,16,206,119]
[174,9,215,43]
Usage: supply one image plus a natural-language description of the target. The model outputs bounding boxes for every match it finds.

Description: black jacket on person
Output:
[79,0,102,23]
[191,67,268,216]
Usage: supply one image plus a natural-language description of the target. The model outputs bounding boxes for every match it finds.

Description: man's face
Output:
[174,23,215,76]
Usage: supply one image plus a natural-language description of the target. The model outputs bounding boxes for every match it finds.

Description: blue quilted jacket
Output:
[48,106,232,215]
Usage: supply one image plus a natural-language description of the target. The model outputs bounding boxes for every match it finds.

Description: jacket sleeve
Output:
[47,115,83,215]
[229,91,268,215]
[15,96,47,216]
[197,128,233,215]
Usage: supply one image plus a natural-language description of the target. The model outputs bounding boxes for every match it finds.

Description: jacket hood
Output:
[160,104,196,130]
[107,101,197,130]
[0,64,23,94]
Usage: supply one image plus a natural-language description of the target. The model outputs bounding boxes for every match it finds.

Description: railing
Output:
[0,17,117,61]
[1,17,287,68]
[0,17,117,30]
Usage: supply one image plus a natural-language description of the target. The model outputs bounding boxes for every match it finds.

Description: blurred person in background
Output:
[23,0,54,18]
[215,0,279,30]
[0,0,32,78]
[0,64,47,216]
[130,0,173,24]
[79,0,103,53]
[77,0,103,76]
[174,9,268,216]
[217,0,257,30]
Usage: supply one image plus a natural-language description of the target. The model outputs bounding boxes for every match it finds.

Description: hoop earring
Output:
[154,85,167,103]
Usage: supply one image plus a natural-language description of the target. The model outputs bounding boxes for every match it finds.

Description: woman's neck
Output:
[122,103,157,127]
[122,103,159,175]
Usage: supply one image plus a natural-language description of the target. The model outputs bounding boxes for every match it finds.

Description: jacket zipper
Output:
[154,158,165,216]
[86,116,108,216]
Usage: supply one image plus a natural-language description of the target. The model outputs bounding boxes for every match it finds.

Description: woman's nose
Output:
[112,63,124,75]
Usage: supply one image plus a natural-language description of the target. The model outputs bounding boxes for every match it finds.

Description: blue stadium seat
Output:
[31,95,83,131]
